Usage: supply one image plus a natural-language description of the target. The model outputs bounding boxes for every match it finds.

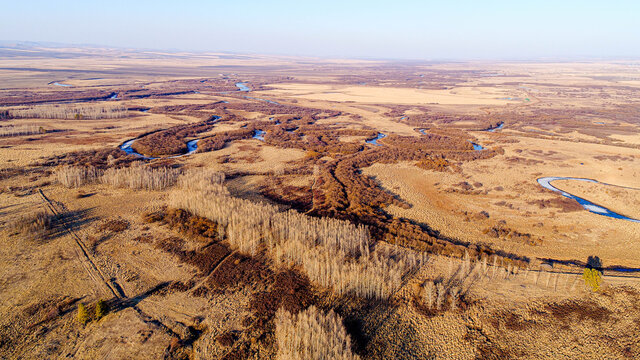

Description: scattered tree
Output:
[583,268,602,292]
[95,299,109,320]
[77,303,90,325]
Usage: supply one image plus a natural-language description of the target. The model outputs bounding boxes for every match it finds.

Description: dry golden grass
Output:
[263,83,515,105]
[2,49,640,359]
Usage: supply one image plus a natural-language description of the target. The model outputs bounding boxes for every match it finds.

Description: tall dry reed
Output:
[56,165,102,188]
[275,305,359,360]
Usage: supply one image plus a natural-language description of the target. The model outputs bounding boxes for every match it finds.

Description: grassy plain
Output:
[1,45,639,359]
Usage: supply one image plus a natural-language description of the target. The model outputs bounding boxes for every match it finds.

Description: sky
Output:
[1,0,639,60]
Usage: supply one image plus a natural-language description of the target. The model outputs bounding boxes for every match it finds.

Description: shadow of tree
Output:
[47,208,98,240]
[110,282,171,312]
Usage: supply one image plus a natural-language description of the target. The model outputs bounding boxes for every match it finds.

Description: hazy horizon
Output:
[2,0,639,61]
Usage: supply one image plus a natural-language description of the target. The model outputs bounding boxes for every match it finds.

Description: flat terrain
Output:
[1,45,639,359]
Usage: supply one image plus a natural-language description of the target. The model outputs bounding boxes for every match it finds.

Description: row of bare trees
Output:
[275,306,359,360]
[56,164,183,190]
[7,104,128,120]
[169,186,423,299]
[56,165,228,192]
[0,125,43,137]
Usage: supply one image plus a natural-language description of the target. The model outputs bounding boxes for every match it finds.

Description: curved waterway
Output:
[366,133,386,146]
[236,82,251,92]
[485,122,504,132]
[537,177,640,223]
[50,82,72,87]
[244,96,279,105]
[253,130,266,141]
[419,129,484,151]
[118,116,220,159]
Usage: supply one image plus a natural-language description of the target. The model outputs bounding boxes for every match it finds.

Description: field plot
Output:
[262,83,517,105]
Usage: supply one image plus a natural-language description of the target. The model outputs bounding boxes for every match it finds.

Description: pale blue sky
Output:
[1,0,639,59]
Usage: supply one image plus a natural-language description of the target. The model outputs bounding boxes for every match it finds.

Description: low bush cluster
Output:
[9,210,57,241]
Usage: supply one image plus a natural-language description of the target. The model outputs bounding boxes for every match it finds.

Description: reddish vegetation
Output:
[483,224,541,246]
[528,197,583,212]
[155,236,231,274]
[142,208,231,274]
[98,218,129,233]
[197,129,254,152]
[260,176,314,211]
[250,269,314,318]
[131,117,220,156]
[0,89,117,106]
[207,253,272,289]
[416,157,450,171]
[39,148,137,169]
[143,208,220,240]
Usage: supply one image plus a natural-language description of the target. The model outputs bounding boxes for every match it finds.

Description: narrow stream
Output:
[537,177,640,223]
[485,122,504,132]
[51,82,72,87]
[253,130,266,141]
[244,96,279,105]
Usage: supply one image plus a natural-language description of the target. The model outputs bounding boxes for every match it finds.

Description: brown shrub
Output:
[143,208,221,240]
[216,332,239,347]
[98,218,129,233]
[415,156,450,171]
[9,210,57,240]
[528,197,582,212]
[250,270,313,318]
[208,253,272,289]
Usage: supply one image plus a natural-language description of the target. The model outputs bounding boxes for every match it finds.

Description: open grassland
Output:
[1,46,640,359]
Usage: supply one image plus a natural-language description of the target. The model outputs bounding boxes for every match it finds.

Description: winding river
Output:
[236,82,251,92]
[366,133,386,146]
[118,116,220,159]
[537,177,640,223]
[418,129,485,151]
